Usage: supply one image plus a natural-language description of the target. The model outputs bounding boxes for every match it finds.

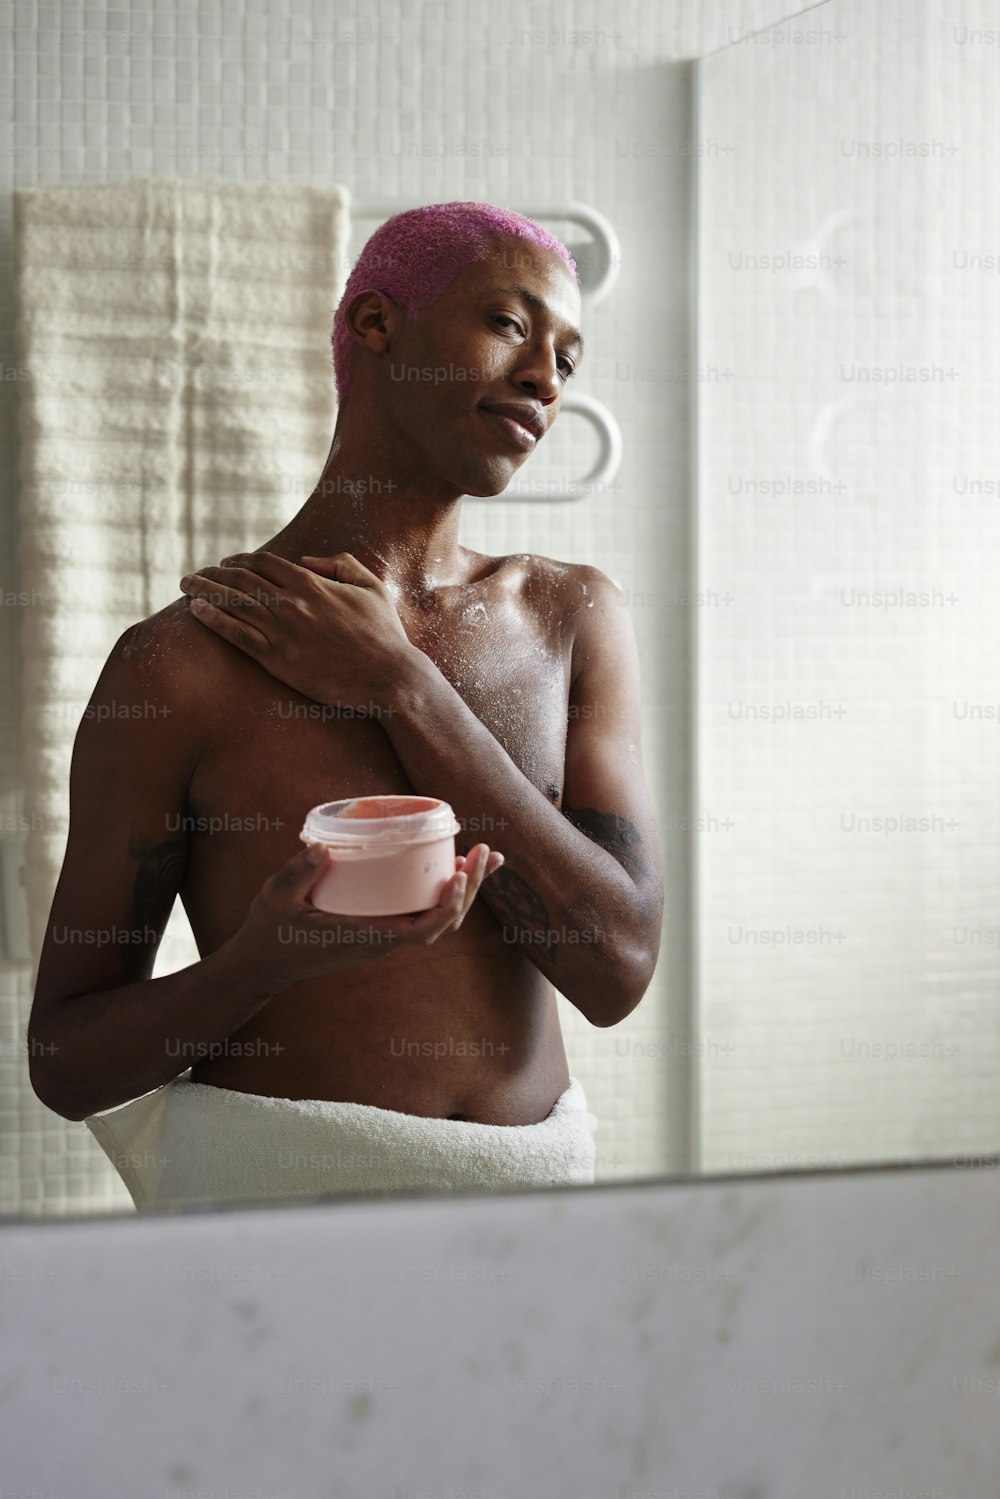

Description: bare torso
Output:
[152,546,580,1124]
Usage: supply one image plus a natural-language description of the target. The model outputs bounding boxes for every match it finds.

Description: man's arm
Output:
[26,617,281,1121]
[381,566,664,1027]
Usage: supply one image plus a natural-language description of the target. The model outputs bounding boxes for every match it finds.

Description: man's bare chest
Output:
[185,604,573,835]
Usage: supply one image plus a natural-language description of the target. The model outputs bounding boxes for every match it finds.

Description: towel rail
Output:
[351,200,622,500]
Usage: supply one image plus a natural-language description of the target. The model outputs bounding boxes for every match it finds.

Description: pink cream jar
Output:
[299,795,462,917]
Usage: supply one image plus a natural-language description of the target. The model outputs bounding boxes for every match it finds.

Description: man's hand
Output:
[228,841,506,993]
[179,551,416,709]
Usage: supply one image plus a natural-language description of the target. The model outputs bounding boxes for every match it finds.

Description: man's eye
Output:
[493,317,576,380]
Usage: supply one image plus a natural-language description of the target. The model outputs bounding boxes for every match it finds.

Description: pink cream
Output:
[299,795,461,916]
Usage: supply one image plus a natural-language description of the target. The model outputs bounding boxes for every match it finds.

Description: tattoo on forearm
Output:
[479,864,559,967]
[561,804,649,879]
[127,833,187,932]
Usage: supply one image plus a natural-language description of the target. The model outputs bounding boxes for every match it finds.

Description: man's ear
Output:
[345,289,399,359]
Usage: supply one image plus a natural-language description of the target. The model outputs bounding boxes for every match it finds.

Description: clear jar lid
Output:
[299,795,460,849]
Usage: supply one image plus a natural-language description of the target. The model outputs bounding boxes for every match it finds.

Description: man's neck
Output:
[265,467,467,601]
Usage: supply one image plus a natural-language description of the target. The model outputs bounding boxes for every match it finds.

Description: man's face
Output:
[375,234,584,497]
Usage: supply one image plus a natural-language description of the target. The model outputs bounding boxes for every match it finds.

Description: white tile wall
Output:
[697,0,1000,1170]
[0,0,724,1216]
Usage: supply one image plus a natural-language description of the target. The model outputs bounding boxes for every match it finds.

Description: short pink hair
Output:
[331,201,578,404]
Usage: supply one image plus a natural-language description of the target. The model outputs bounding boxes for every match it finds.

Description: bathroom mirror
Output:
[6,0,997,1225]
[694,0,1000,1178]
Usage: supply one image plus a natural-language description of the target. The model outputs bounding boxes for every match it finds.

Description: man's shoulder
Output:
[104,597,228,710]
[501,551,623,614]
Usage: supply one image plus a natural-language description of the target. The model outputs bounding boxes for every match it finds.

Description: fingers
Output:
[454,844,503,877]
[180,569,258,606]
[370,845,502,943]
[288,843,504,947]
[452,844,504,925]
[462,844,505,880]
[280,842,330,900]
[217,551,306,589]
[363,884,464,944]
[298,552,381,589]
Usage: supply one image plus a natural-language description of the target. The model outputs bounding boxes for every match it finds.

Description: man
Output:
[27,202,664,1206]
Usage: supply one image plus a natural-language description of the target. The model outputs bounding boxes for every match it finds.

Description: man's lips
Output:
[478,405,540,451]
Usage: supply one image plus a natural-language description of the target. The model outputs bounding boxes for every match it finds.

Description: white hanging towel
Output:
[12,178,351,966]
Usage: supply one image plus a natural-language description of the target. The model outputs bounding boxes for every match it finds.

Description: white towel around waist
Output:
[84,1076,599,1209]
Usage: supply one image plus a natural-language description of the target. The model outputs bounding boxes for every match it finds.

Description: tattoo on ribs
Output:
[480,864,560,967]
[561,804,649,878]
[127,833,187,932]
